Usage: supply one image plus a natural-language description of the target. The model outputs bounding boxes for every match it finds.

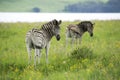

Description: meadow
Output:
[0,20,120,80]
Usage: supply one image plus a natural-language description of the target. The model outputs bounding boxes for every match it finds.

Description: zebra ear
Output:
[53,19,58,25]
[92,22,95,25]
[58,20,62,25]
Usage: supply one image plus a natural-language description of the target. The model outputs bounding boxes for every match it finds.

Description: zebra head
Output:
[87,22,95,37]
[52,19,62,41]
[79,21,95,37]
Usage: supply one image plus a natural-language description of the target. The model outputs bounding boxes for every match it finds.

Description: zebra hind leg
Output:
[65,30,69,47]
[34,48,39,67]
[79,37,82,45]
[38,49,41,64]
[26,45,32,65]
[34,48,42,67]
[71,36,75,46]
[76,38,78,47]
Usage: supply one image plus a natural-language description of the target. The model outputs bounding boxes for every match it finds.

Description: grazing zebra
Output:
[25,19,62,67]
[66,21,95,45]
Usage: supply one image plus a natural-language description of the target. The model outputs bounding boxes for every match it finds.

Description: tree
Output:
[32,7,40,12]
[63,0,120,13]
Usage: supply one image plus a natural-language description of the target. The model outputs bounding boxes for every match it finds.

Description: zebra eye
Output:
[57,26,60,29]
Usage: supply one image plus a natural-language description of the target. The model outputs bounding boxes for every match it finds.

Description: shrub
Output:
[70,47,94,60]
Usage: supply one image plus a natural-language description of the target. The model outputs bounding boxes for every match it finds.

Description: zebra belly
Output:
[68,30,76,38]
[68,30,81,38]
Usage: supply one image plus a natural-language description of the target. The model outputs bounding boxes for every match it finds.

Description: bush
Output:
[70,47,94,60]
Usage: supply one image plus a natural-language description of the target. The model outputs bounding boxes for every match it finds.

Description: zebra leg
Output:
[26,45,32,65]
[34,48,39,67]
[79,37,82,44]
[45,42,50,64]
[71,36,75,46]
[65,32,69,47]
[76,38,78,46]
[38,49,41,64]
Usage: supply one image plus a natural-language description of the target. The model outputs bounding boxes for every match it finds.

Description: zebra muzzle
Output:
[56,35,60,41]
[90,33,93,37]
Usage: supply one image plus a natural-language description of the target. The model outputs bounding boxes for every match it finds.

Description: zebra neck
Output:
[42,28,54,39]
[79,28,85,35]
[41,23,54,39]
[46,29,54,38]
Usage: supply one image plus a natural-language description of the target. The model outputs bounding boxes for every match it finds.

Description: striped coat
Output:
[66,21,94,45]
[25,19,62,67]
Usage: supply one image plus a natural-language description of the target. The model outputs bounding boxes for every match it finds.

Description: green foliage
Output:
[70,47,94,60]
[0,0,109,12]
[0,20,120,80]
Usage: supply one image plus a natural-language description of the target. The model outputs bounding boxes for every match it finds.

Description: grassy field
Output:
[0,20,120,80]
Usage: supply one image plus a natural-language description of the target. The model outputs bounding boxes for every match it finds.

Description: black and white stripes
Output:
[25,19,62,66]
[66,21,95,45]
[25,19,95,67]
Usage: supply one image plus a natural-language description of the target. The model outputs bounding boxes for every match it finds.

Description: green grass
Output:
[0,20,120,80]
[0,0,108,12]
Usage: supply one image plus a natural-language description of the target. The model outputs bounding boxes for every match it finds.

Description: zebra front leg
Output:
[45,42,50,64]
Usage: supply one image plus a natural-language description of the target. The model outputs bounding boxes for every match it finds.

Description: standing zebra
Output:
[25,19,62,67]
[66,21,95,45]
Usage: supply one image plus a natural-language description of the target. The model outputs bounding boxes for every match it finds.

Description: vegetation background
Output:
[0,0,120,12]
[0,20,120,80]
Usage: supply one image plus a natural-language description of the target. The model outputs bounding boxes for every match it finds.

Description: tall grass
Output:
[0,20,120,80]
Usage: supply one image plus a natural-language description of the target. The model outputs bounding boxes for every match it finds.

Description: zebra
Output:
[66,21,95,46]
[25,19,62,67]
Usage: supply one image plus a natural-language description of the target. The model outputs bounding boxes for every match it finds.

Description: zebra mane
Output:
[77,23,87,32]
[41,21,54,37]
[41,21,53,30]
[77,21,93,32]
[41,19,60,30]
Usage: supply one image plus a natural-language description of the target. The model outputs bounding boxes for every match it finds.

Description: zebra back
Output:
[26,19,62,49]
